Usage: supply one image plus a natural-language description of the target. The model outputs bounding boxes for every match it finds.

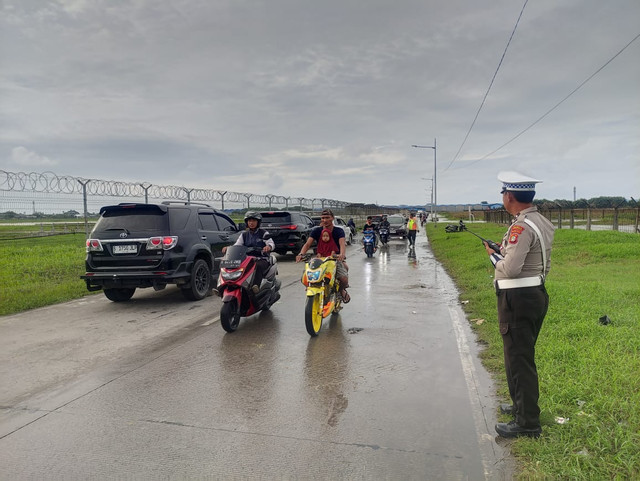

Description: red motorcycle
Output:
[216,245,281,332]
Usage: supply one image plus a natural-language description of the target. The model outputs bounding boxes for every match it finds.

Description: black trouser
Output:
[253,258,270,289]
[407,230,417,245]
[497,285,549,429]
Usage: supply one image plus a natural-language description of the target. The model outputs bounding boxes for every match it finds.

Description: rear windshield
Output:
[260,212,292,224]
[94,205,169,232]
[387,215,404,224]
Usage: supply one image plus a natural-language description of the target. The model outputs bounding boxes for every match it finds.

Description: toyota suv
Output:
[387,214,407,238]
[259,211,315,255]
[82,202,241,302]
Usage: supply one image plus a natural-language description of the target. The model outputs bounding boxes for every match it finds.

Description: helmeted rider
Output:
[379,215,390,230]
[362,216,378,250]
[223,212,275,293]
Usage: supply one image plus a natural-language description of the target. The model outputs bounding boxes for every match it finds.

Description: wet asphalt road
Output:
[0,230,512,480]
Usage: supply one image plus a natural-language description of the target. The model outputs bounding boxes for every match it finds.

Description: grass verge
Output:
[0,234,92,315]
[426,223,640,479]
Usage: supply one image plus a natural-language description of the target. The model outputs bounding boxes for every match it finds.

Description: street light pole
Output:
[421,177,433,218]
[412,138,437,225]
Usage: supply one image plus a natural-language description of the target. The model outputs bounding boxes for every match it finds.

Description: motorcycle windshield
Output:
[221,245,247,268]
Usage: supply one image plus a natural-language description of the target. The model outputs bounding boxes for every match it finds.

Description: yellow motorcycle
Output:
[301,254,343,336]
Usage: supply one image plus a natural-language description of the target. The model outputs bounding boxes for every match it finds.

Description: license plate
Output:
[221,259,242,268]
[113,244,138,255]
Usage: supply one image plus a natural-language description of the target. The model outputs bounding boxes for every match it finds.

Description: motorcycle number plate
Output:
[221,259,242,268]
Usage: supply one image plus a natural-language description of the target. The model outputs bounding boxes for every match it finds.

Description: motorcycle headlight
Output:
[221,268,243,281]
[306,270,321,282]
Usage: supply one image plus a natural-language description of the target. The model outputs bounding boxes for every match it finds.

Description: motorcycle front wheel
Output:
[365,243,374,257]
[304,294,323,336]
[220,299,241,333]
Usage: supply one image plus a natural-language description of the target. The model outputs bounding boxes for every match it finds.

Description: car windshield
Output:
[387,215,404,224]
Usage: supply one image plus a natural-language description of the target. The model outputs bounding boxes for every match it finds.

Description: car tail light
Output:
[86,239,103,252]
[280,225,298,230]
[147,236,178,250]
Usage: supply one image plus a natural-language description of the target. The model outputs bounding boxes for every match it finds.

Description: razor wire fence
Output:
[0,170,398,238]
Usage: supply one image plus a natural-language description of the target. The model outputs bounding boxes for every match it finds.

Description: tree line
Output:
[534,196,637,209]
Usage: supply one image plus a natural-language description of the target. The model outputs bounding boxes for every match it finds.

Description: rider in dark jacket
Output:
[224,212,275,293]
[362,216,378,249]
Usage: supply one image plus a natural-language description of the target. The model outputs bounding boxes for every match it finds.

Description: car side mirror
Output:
[237,222,246,231]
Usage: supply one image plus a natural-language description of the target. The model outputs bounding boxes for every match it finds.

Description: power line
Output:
[462,31,640,167]
[445,0,529,171]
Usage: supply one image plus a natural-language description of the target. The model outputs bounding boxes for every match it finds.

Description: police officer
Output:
[485,171,555,438]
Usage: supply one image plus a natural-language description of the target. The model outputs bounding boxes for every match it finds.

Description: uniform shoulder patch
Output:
[510,225,525,234]
[509,233,520,244]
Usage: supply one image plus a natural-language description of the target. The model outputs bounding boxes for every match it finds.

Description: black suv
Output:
[386,214,407,238]
[259,211,315,255]
[81,202,241,302]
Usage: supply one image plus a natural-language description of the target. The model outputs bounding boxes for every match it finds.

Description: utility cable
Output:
[444,0,529,171]
[462,31,640,167]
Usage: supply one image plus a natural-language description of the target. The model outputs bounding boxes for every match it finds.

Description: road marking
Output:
[201,317,219,326]
[448,304,496,481]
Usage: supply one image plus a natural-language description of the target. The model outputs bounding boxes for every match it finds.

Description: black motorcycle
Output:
[378,226,389,246]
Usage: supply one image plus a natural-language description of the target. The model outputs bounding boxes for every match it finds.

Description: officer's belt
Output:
[495,276,543,289]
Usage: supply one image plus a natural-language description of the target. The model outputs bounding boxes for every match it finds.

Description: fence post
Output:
[586,208,592,231]
[570,209,575,229]
[139,183,152,204]
[613,207,619,231]
[77,179,90,237]
[557,207,562,229]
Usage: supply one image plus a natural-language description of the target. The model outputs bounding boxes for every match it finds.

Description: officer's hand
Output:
[483,241,496,255]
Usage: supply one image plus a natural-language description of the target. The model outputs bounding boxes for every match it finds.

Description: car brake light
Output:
[147,236,178,250]
[86,239,103,252]
[281,225,298,230]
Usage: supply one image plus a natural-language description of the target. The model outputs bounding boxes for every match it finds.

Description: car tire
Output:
[103,288,136,302]
[295,237,307,255]
[347,233,353,245]
[181,258,211,301]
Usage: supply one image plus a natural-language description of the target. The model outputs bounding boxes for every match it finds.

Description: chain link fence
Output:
[0,170,402,238]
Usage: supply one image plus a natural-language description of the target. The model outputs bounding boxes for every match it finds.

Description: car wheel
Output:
[103,288,136,302]
[181,258,211,301]
[347,233,353,245]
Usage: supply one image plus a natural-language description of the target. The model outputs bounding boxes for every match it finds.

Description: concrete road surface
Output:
[0,228,513,480]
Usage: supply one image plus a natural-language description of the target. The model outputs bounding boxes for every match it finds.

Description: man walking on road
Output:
[485,171,555,438]
[406,212,418,246]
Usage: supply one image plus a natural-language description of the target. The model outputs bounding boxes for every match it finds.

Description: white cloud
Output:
[9,147,58,168]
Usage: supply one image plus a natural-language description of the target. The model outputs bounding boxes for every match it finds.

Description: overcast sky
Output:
[1,0,639,206]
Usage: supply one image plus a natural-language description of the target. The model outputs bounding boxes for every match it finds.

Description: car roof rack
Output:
[161,201,213,208]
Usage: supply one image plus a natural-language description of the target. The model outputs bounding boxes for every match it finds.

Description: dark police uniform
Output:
[489,172,555,437]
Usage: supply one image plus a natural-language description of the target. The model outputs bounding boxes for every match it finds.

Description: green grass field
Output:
[0,233,91,315]
[427,223,640,479]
